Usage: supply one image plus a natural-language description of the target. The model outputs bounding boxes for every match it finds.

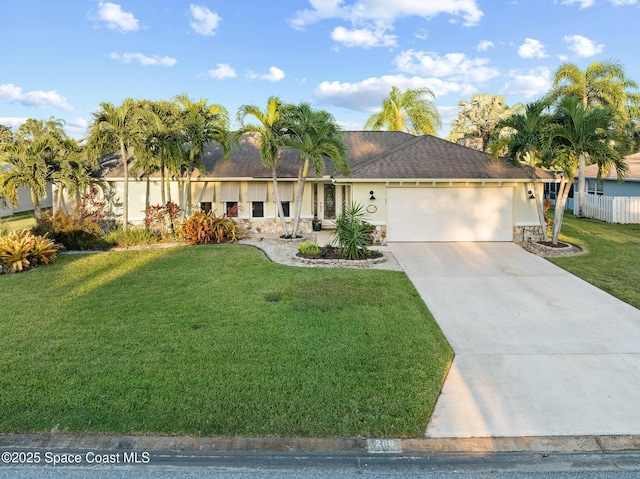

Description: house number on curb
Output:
[366,438,402,453]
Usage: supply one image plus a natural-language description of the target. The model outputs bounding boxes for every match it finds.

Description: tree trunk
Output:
[552,176,572,244]
[291,158,308,238]
[271,164,289,236]
[160,160,166,206]
[30,190,42,221]
[120,139,129,231]
[531,177,548,241]
[166,168,172,204]
[56,183,63,213]
[577,153,586,217]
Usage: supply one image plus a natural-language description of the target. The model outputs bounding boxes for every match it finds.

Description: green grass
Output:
[0,210,39,235]
[0,245,452,438]
[551,212,640,309]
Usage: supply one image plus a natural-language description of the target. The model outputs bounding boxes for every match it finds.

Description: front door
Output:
[324,183,336,220]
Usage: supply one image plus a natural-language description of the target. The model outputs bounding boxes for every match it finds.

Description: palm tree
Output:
[0,136,53,220]
[547,97,630,244]
[286,103,349,238]
[365,86,441,135]
[491,99,553,240]
[132,100,184,205]
[548,60,640,215]
[86,99,139,229]
[175,94,232,216]
[448,93,522,152]
[237,96,292,236]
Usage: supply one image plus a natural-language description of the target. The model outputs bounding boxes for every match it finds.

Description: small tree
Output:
[331,202,372,259]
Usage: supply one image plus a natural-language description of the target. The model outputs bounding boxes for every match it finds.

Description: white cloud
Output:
[0,83,73,111]
[437,105,460,126]
[394,50,500,83]
[109,52,177,66]
[518,38,547,59]
[91,2,139,33]
[0,117,28,129]
[189,4,221,36]
[314,74,474,112]
[563,34,604,57]
[330,26,397,48]
[476,40,494,52]
[291,0,484,29]
[65,118,89,136]
[609,0,637,5]
[500,67,552,98]
[208,63,237,79]
[561,0,595,8]
[260,66,285,82]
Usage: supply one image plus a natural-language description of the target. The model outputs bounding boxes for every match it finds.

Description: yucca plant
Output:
[331,202,372,260]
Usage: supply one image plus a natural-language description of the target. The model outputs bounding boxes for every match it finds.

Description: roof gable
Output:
[585,152,640,180]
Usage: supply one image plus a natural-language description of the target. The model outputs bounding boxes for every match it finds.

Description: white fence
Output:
[580,194,640,224]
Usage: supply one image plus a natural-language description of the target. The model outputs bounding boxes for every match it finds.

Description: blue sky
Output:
[1,0,639,138]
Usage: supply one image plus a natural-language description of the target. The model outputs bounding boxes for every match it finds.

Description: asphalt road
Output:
[2,451,640,478]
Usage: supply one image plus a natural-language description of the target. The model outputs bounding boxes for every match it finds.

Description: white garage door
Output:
[386,187,513,242]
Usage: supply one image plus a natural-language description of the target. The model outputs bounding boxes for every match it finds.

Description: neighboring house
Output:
[583,152,640,197]
[84,131,557,244]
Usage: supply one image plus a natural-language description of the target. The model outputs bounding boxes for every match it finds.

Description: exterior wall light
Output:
[370,190,376,200]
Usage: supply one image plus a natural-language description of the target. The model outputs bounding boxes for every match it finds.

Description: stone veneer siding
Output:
[240,218,312,236]
[513,225,546,244]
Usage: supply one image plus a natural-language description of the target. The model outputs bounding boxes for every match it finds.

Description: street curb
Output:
[1,433,640,455]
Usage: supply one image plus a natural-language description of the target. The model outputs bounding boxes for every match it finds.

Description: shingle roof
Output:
[97,131,555,181]
[584,152,640,180]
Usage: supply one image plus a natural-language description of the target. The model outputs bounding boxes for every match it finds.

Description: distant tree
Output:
[548,60,640,215]
[0,124,15,145]
[365,86,441,135]
[448,94,522,152]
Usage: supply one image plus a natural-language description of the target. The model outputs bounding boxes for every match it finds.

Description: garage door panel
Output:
[386,187,513,242]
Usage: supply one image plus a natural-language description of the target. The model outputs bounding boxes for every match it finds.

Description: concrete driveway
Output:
[389,242,640,438]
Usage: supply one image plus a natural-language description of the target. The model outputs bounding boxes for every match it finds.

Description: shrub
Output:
[331,202,372,260]
[33,188,109,250]
[34,211,104,250]
[178,210,247,245]
[102,227,158,248]
[298,241,321,256]
[0,230,57,273]
[144,201,181,238]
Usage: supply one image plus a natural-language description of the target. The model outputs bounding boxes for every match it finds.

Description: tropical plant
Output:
[175,94,232,216]
[297,241,321,256]
[547,97,630,244]
[548,60,640,216]
[86,99,139,230]
[490,99,553,240]
[237,97,292,236]
[364,86,441,135]
[144,201,181,238]
[102,226,158,248]
[448,94,522,152]
[331,202,372,260]
[285,103,349,238]
[0,230,57,273]
[178,209,246,245]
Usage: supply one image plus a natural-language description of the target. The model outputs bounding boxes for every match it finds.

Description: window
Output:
[281,201,290,217]
[252,201,264,218]
[226,202,238,217]
[587,179,604,196]
[200,202,212,213]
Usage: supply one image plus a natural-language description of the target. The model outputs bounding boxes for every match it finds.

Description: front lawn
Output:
[551,212,640,309]
[0,210,38,234]
[0,245,452,438]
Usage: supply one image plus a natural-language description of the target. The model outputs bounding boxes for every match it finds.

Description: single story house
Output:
[70,131,557,244]
[583,152,640,196]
